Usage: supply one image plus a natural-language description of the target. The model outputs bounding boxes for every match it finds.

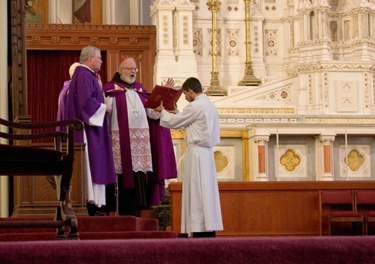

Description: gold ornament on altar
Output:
[344,149,364,172]
[206,0,227,96]
[280,149,301,172]
[238,0,261,86]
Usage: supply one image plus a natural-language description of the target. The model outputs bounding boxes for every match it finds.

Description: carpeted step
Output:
[78,231,177,240]
[76,216,159,232]
[0,231,177,241]
[0,215,178,241]
[0,217,55,234]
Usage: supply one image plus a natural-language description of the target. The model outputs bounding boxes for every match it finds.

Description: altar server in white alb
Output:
[154,77,223,238]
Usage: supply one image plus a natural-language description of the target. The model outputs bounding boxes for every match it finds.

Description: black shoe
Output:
[192,231,216,238]
[95,206,107,216]
[87,202,97,216]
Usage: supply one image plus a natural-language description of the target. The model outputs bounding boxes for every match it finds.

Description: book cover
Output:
[144,85,182,111]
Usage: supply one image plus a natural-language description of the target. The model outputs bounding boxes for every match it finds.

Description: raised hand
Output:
[162,78,175,88]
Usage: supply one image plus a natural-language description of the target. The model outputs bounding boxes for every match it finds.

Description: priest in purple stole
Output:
[56,62,80,132]
[103,57,177,215]
[64,46,116,216]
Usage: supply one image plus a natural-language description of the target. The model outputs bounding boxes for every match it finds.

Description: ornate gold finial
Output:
[238,0,261,86]
[206,0,227,96]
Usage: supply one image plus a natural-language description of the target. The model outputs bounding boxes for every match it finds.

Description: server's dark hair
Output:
[181,77,202,93]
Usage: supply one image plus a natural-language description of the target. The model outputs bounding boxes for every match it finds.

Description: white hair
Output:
[69,62,81,78]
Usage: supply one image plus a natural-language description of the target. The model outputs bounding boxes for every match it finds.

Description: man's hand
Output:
[162,78,175,88]
[106,103,112,113]
[154,100,165,113]
[168,108,179,114]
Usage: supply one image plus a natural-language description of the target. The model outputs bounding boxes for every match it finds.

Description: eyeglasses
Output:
[124,67,138,72]
[90,56,102,61]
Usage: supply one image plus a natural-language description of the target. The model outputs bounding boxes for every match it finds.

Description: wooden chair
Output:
[355,190,375,235]
[0,117,83,239]
[320,190,364,236]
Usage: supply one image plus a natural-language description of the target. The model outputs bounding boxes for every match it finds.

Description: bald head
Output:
[118,57,137,84]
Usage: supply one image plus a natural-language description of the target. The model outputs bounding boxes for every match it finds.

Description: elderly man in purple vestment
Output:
[64,45,116,216]
[102,57,177,216]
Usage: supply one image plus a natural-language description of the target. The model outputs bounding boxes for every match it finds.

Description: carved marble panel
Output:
[333,136,375,181]
[171,137,242,182]
[226,29,239,56]
[193,28,203,56]
[275,144,307,179]
[335,81,358,112]
[265,29,278,56]
[267,135,316,181]
[339,144,371,179]
[214,146,236,180]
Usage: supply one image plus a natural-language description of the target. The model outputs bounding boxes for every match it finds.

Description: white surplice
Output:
[106,88,153,174]
[86,103,107,207]
[160,94,223,236]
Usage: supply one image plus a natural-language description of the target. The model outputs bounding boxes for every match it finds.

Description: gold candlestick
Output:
[238,0,261,86]
[206,0,227,96]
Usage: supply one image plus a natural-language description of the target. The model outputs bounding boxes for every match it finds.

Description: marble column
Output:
[319,135,335,181]
[254,136,269,181]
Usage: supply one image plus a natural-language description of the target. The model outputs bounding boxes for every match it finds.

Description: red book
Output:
[145,85,182,111]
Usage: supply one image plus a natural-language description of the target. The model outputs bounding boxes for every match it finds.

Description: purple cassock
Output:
[56,80,70,132]
[103,79,178,206]
[64,66,116,185]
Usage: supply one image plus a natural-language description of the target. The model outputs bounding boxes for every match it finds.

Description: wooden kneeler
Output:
[0,118,83,240]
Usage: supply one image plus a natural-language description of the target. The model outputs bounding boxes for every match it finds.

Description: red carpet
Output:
[0,236,375,263]
[2,216,375,263]
[0,216,177,241]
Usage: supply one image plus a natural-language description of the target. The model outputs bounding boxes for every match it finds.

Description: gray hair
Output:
[79,46,100,63]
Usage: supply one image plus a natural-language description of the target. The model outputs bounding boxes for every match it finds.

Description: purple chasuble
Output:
[103,80,177,206]
[56,80,70,132]
[64,66,116,185]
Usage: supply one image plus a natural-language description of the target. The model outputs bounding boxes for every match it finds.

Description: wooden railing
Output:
[169,181,375,237]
